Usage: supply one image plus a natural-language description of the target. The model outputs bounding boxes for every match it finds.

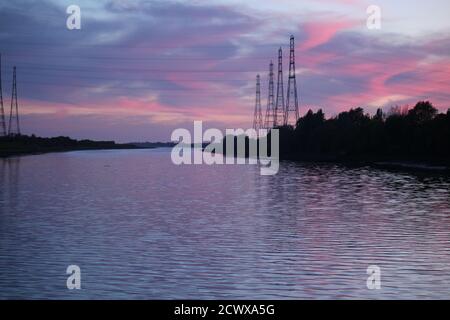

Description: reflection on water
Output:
[0,149,449,299]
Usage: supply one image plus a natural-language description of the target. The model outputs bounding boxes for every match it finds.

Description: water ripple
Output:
[0,150,449,299]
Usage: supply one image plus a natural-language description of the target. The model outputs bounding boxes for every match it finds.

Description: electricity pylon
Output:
[285,35,299,126]
[264,61,275,129]
[252,74,263,131]
[273,47,285,127]
[8,66,20,136]
[0,54,6,136]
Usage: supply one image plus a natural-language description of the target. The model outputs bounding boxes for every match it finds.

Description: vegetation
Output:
[0,134,138,157]
[276,101,450,164]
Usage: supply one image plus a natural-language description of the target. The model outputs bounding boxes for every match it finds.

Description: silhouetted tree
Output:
[407,101,437,124]
[373,108,384,122]
[274,100,450,161]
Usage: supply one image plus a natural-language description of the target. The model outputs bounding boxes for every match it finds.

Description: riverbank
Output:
[208,134,450,173]
[0,135,141,158]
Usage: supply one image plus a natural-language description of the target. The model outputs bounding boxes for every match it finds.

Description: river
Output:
[0,149,449,299]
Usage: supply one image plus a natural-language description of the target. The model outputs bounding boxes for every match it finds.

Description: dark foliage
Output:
[278,101,450,161]
[0,134,137,157]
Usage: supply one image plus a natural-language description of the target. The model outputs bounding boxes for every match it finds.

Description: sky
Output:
[0,0,449,142]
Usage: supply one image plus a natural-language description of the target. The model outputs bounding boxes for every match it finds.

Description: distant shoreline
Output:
[0,145,141,158]
[0,135,144,158]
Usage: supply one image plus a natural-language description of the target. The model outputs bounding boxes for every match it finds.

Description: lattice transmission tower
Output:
[8,66,20,136]
[0,54,6,137]
[264,61,275,129]
[252,74,263,131]
[273,47,285,127]
[284,35,299,126]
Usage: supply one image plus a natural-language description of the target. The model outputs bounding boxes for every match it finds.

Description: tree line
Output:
[275,101,450,162]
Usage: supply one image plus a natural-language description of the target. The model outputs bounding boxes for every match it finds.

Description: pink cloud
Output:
[320,56,450,112]
[299,20,356,51]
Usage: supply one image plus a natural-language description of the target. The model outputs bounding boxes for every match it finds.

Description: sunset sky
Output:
[0,0,449,141]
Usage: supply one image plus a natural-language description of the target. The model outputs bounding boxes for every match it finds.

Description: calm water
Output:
[0,149,449,299]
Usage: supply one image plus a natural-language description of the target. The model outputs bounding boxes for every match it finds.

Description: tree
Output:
[408,101,438,124]
[277,101,448,160]
[373,108,384,122]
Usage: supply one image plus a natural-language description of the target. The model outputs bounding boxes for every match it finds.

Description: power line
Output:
[6,52,275,61]
[1,39,288,49]
[16,71,257,83]
[2,63,269,73]
[13,72,449,105]
[2,52,449,77]
[4,60,448,90]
